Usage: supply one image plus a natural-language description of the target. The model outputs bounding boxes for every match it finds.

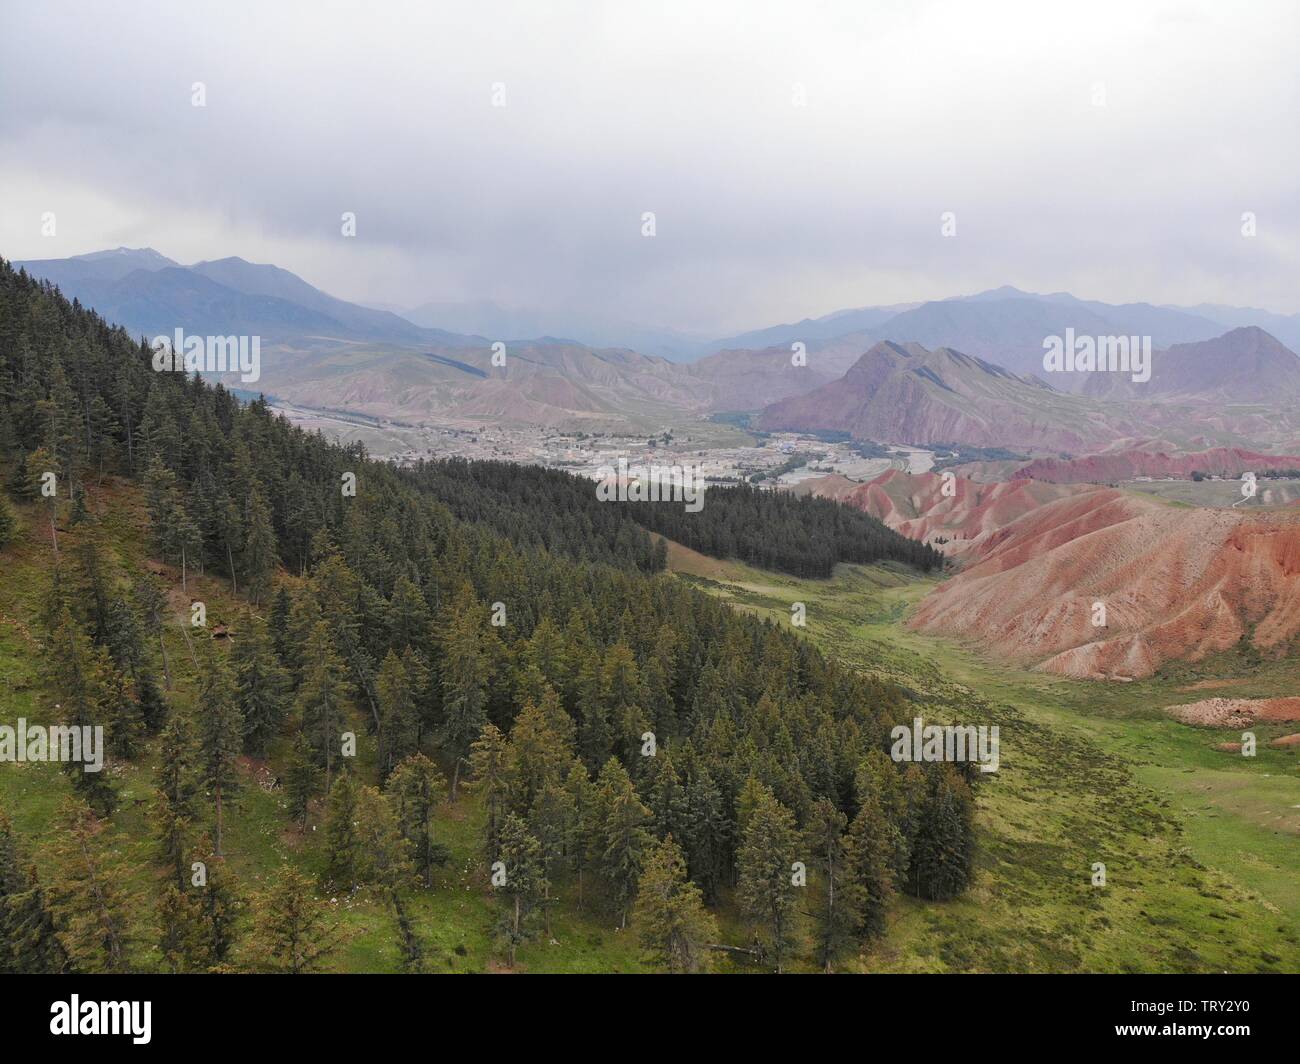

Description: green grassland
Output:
[3,485,1297,972]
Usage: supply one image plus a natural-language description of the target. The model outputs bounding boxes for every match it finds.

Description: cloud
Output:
[1,0,1296,333]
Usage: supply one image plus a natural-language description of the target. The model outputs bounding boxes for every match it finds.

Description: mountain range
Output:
[11,248,1300,447]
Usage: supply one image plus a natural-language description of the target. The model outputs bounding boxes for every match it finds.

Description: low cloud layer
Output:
[1,0,1296,334]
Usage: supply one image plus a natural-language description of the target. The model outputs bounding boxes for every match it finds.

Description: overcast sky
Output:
[1,0,1296,334]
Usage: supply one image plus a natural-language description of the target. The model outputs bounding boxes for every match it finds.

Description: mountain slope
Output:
[906,488,1300,679]
[757,340,1132,451]
[1079,327,1300,402]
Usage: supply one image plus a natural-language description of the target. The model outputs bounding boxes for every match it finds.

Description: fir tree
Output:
[386,753,448,888]
[633,834,718,973]
[594,758,653,928]
[44,797,132,972]
[251,866,343,974]
[283,733,319,831]
[493,813,547,968]
[233,610,289,758]
[195,644,243,856]
[736,784,799,973]
[323,771,361,892]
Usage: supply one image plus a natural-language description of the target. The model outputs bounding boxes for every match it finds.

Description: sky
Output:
[1,0,1297,335]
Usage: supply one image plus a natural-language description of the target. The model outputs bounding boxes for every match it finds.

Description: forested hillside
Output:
[0,260,974,973]
[618,483,944,578]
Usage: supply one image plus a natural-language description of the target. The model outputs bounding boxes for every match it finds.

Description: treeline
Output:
[619,483,944,579]
[0,259,974,973]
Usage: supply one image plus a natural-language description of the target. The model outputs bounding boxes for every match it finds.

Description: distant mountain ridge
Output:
[14,248,480,347]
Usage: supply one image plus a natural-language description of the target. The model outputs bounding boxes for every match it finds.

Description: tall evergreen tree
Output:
[44,797,132,973]
[493,813,547,969]
[295,621,353,792]
[594,758,653,928]
[195,644,243,856]
[233,611,289,758]
[386,753,448,888]
[737,784,799,973]
[633,834,718,973]
[251,866,344,974]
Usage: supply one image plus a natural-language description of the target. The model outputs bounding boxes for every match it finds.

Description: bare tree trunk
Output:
[159,632,173,690]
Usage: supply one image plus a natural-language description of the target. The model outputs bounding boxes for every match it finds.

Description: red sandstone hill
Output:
[803,469,1300,679]
[906,489,1300,679]
[798,469,1090,555]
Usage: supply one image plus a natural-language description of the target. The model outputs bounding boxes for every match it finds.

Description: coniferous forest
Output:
[617,483,944,578]
[0,259,975,974]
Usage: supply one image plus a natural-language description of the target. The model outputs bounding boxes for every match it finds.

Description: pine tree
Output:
[355,785,423,972]
[283,733,319,831]
[157,884,204,974]
[737,784,799,973]
[507,696,571,812]
[188,838,240,970]
[469,723,509,856]
[27,444,59,553]
[132,573,172,690]
[376,649,419,780]
[44,797,132,972]
[233,611,289,758]
[907,765,975,902]
[633,834,718,973]
[0,807,30,973]
[44,606,117,814]
[323,771,361,892]
[295,621,353,792]
[493,813,547,968]
[594,758,653,928]
[0,493,17,550]
[152,713,200,889]
[242,486,278,605]
[683,763,728,903]
[195,644,243,857]
[528,779,575,937]
[4,863,69,973]
[439,591,489,799]
[844,791,901,942]
[386,753,448,888]
[251,866,343,974]
[804,797,857,972]
[563,759,597,911]
[386,574,431,651]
